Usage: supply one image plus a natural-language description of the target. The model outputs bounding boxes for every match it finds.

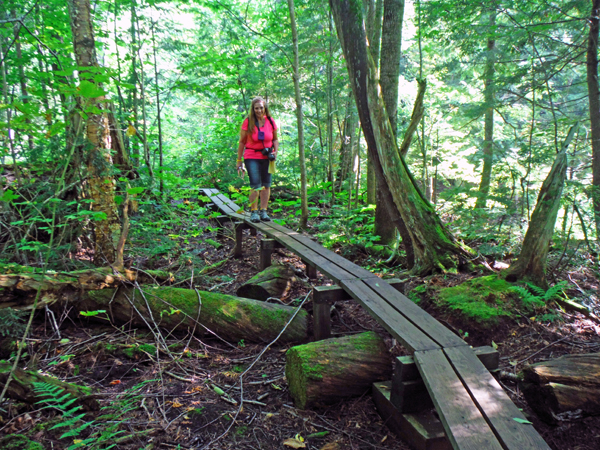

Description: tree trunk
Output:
[520,353,600,423]
[330,0,475,275]
[475,11,497,209]
[236,263,296,301]
[288,0,309,229]
[380,0,404,136]
[81,287,307,344]
[505,125,577,287]
[0,362,98,410]
[0,266,169,309]
[588,0,600,239]
[285,331,391,409]
[338,97,358,184]
[68,0,121,265]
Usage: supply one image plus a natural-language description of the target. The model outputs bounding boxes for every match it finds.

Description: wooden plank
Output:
[393,347,500,383]
[252,224,357,282]
[262,221,376,280]
[444,346,551,450]
[414,349,504,450]
[373,381,451,450]
[340,279,439,353]
[363,278,467,349]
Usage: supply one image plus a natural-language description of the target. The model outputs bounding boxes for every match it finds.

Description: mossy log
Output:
[0,362,98,410]
[285,331,392,409]
[78,286,308,344]
[236,263,296,301]
[520,353,600,423]
[0,264,170,310]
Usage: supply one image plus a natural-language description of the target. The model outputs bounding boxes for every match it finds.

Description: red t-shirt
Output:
[242,117,277,160]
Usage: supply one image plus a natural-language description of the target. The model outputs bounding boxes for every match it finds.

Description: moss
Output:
[0,434,44,450]
[436,275,513,325]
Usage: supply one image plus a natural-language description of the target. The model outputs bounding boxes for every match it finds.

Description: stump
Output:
[236,263,296,301]
[285,331,392,409]
[81,286,308,344]
[520,352,600,422]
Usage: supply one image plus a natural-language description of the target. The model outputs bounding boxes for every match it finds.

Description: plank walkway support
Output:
[200,188,552,450]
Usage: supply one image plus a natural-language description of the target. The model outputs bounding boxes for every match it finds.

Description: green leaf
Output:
[78,80,106,98]
[127,187,145,195]
[0,189,18,202]
[513,417,533,424]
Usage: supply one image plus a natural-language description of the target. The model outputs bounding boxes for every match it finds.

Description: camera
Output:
[261,147,276,161]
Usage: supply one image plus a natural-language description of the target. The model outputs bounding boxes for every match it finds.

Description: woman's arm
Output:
[237,130,246,169]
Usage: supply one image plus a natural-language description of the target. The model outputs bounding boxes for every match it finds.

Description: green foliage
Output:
[509,281,568,309]
[0,308,27,338]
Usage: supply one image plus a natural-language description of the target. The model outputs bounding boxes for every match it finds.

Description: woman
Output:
[236,97,279,223]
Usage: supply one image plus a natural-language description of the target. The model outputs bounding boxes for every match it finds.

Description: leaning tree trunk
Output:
[330,0,474,275]
[68,0,121,265]
[505,125,577,288]
[588,0,600,239]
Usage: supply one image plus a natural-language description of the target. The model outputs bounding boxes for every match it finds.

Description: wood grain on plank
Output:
[341,279,439,353]
[363,278,467,349]
[444,346,551,450]
[414,349,503,450]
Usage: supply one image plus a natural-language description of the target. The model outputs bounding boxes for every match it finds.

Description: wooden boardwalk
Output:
[201,188,551,450]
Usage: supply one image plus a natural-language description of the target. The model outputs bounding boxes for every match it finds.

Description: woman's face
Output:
[254,102,265,119]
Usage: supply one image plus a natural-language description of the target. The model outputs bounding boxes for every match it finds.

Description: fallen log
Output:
[78,286,308,344]
[0,264,170,309]
[520,352,600,423]
[236,263,296,301]
[285,331,392,409]
[0,362,98,411]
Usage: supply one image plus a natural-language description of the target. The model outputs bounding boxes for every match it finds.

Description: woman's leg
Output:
[244,159,261,211]
[259,187,270,209]
[249,189,259,210]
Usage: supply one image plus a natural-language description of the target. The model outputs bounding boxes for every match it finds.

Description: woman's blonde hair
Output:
[244,97,272,138]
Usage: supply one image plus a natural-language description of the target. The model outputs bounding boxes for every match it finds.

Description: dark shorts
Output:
[244,158,272,189]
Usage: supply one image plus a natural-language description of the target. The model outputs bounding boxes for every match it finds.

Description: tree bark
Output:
[521,353,600,423]
[330,0,475,275]
[588,0,600,239]
[68,0,121,265]
[505,125,577,287]
[236,263,296,301]
[475,11,497,209]
[80,286,308,344]
[285,331,391,409]
[288,0,309,229]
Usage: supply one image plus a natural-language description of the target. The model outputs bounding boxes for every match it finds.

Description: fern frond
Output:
[525,282,545,297]
[544,281,568,302]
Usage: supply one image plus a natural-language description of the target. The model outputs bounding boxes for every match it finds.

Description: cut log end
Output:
[285,331,392,409]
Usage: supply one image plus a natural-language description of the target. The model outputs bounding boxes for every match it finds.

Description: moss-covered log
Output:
[0,362,98,410]
[236,263,296,301]
[0,264,170,309]
[78,286,308,344]
[520,353,600,423]
[285,331,392,409]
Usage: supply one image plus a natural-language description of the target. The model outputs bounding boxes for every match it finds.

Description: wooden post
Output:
[303,259,317,278]
[260,239,276,270]
[390,346,499,413]
[233,222,244,258]
[312,281,405,341]
[249,227,257,236]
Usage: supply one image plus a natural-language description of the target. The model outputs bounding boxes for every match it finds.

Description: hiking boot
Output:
[259,210,271,221]
[250,211,260,223]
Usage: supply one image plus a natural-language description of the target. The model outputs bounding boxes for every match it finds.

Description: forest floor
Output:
[2,220,600,450]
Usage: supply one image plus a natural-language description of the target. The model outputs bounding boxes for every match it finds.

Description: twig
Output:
[517,336,569,364]
[199,290,312,450]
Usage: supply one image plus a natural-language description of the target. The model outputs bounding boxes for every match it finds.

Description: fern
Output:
[0,308,27,338]
[510,281,568,310]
